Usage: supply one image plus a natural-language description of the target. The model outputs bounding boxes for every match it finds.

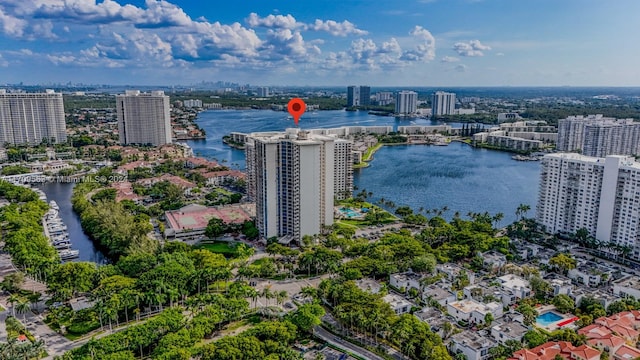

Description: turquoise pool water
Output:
[537,312,563,326]
[339,208,360,218]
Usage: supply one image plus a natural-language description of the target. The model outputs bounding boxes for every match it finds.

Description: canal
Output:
[36,182,107,264]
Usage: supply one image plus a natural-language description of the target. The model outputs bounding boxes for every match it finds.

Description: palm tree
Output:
[492,212,504,229]
[261,287,272,308]
[16,298,30,322]
[620,245,633,265]
[516,203,531,221]
[276,290,287,309]
[7,294,21,317]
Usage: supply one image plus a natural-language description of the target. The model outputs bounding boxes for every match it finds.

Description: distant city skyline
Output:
[0,1,639,86]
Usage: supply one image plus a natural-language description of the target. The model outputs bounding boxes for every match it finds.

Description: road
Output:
[313,326,386,360]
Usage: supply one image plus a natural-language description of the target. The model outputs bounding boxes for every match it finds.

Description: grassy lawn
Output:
[195,241,240,257]
[336,219,368,229]
[362,143,383,161]
[353,143,383,167]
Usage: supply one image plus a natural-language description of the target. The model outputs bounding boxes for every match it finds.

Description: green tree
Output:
[205,217,226,239]
[549,253,577,274]
[552,294,575,313]
[287,303,325,333]
[523,329,547,348]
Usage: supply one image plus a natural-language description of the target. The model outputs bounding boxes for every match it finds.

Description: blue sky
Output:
[0,0,638,86]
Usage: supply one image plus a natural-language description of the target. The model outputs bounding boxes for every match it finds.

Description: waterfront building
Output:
[245,129,353,242]
[497,113,523,122]
[499,121,556,134]
[537,153,640,260]
[375,91,394,106]
[398,125,452,134]
[347,86,371,107]
[183,99,202,108]
[257,87,270,97]
[0,89,66,145]
[432,91,456,116]
[359,86,371,106]
[395,91,418,115]
[557,115,640,157]
[116,90,172,146]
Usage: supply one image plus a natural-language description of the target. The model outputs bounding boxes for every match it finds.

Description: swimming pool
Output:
[536,312,563,326]
[339,207,360,218]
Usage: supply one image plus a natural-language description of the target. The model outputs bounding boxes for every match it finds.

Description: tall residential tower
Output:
[556,115,640,157]
[245,129,353,243]
[0,89,66,145]
[347,86,371,107]
[116,90,171,146]
[537,153,640,260]
[395,91,418,115]
[432,91,456,116]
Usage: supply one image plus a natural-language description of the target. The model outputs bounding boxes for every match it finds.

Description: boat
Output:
[59,249,79,260]
[49,200,60,211]
[54,243,71,250]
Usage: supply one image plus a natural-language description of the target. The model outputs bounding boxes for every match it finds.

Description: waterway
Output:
[36,182,107,264]
[187,109,540,225]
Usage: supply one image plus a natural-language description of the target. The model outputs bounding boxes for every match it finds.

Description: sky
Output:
[0,0,639,86]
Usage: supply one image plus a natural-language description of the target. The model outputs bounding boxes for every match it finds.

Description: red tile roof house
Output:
[614,344,640,360]
[509,341,601,360]
[110,181,143,203]
[201,170,245,186]
[182,157,220,169]
[576,311,640,359]
[136,174,197,195]
[114,160,156,175]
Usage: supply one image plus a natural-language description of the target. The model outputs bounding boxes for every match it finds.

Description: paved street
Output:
[313,326,386,360]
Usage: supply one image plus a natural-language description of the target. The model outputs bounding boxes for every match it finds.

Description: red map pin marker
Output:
[287,98,306,126]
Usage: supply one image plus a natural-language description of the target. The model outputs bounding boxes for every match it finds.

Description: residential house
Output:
[355,278,382,294]
[383,294,413,315]
[423,285,455,307]
[491,316,529,344]
[509,341,600,360]
[614,345,640,360]
[498,274,531,306]
[414,307,450,337]
[390,272,423,292]
[482,251,508,271]
[447,299,503,324]
[613,276,640,299]
[436,264,475,285]
[450,331,497,360]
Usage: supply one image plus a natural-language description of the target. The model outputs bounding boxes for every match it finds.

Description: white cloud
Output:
[400,26,436,61]
[495,52,504,56]
[453,40,491,56]
[310,19,367,36]
[246,12,301,29]
[0,1,439,77]
[441,56,459,63]
[0,7,27,37]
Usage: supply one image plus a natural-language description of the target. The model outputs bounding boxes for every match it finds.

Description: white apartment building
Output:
[116,90,172,146]
[375,91,394,106]
[557,115,640,157]
[395,91,417,115]
[0,89,66,145]
[245,129,353,242]
[537,153,640,260]
[183,99,202,108]
[432,91,456,116]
